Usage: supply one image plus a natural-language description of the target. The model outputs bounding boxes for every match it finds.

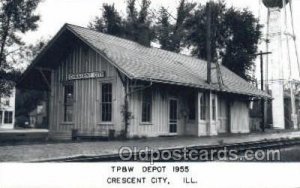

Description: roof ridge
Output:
[65,23,212,64]
[65,23,148,47]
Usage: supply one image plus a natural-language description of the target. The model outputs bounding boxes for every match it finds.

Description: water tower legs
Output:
[271,82,285,129]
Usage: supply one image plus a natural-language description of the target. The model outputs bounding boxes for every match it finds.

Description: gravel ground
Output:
[1,131,300,162]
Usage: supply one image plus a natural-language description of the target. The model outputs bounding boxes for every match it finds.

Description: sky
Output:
[23,0,264,44]
[20,0,300,80]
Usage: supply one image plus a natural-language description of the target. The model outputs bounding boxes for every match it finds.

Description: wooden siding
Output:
[126,87,251,138]
[128,86,189,137]
[230,101,250,133]
[49,42,125,139]
[47,41,251,139]
[218,97,230,134]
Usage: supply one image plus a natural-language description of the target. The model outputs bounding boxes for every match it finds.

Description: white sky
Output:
[22,0,265,44]
[20,0,300,80]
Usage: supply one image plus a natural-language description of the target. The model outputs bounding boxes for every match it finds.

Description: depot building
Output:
[17,24,270,140]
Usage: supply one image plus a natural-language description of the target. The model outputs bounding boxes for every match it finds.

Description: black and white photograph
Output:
[1,0,300,187]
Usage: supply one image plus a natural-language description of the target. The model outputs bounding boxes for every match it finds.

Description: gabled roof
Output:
[18,23,270,98]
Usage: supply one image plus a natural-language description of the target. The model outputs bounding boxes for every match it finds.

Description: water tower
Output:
[262,0,299,129]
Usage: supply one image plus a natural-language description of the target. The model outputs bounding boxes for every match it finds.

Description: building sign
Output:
[67,71,105,81]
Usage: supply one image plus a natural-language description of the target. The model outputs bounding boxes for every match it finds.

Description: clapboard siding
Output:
[49,42,125,139]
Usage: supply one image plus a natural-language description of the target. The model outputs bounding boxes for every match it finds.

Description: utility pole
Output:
[290,80,297,129]
[206,1,212,84]
[255,51,272,132]
[206,0,212,135]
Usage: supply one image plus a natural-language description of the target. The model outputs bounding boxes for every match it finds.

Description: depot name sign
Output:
[67,71,105,81]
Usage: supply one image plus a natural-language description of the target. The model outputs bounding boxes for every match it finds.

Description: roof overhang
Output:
[17,24,73,90]
[17,24,132,90]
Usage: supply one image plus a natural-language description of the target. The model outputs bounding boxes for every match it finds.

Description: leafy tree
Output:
[89,0,261,81]
[185,1,227,61]
[0,0,41,96]
[0,70,21,97]
[124,0,154,46]
[185,1,262,81]
[90,0,154,47]
[136,0,153,46]
[156,7,173,51]
[88,17,105,33]
[89,4,124,37]
[156,0,196,52]
[222,8,262,81]
[123,0,139,42]
[171,0,196,52]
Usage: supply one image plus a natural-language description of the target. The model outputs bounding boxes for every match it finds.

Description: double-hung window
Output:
[4,111,13,124]
[212,95,217,120]
[0,111,2,123]
[5,99,9,106]
[64,84,74,122]
[101,83,112,122]
[141,89,152,123]
[200,94,206,120]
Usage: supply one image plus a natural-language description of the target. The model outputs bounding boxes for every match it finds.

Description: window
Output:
[212,96,217,120]
[101,83,112,122]
[169,99,178,133]
[4,111,13,124]
[188,93,196,120]
[5,99,9,106]
[141,89,152,123]
[200,94,206,120]
[0,111,2,123]
[64,84,74,122]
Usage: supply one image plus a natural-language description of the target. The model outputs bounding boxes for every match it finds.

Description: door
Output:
[218,99,231,134]
[169,99,178,134]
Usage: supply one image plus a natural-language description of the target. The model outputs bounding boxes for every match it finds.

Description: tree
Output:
[0,0,41,96]
[185,1,262,81]
[89,1,261,81]
[222,8,262,81]
[136,0,154,46]
[185,1,227,61]
[171,0,196,52]
[124,0,154,46]
[89,4,124,37]
[90,0,154,47]
[156,7,173,51]
[156,0,196,52]
[123,0,138,42]
[0,70,21,97]
[15,39,46,127]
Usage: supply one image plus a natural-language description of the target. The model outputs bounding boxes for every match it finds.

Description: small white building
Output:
[0,88,16,129]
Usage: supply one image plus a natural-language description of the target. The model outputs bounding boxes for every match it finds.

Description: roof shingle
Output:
[66,24,269,98]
